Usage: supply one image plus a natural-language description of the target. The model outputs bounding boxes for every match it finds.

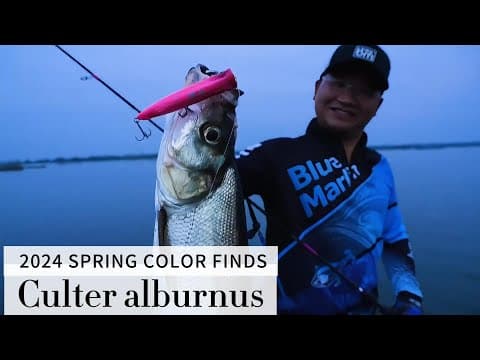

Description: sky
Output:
[1,45,479,163]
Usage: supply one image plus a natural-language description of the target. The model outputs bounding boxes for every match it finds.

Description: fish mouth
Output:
[163,146,215,182]
[165,142,216,173]
[165,145,192,171]
[159,147,215,205]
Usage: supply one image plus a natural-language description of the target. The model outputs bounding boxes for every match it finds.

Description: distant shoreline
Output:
[2,141,480,171]
[0,154,157,172]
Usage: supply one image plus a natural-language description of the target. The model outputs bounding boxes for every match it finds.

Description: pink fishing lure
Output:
[136,69,238,120]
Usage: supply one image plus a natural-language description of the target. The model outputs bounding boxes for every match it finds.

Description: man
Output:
[236,45,424,315]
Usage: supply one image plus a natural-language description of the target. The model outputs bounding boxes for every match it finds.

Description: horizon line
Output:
[2,141,480,166]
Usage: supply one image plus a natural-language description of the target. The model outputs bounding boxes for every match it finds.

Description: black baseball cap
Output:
[321,45,391,91]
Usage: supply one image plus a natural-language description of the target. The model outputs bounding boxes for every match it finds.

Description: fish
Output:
[153,64,247,246]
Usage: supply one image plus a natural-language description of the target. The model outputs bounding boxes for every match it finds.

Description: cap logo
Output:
[352,46,377,63]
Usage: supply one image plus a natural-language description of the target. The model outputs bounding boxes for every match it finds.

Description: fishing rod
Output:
[55,46,389,314]
[54,45,163,140]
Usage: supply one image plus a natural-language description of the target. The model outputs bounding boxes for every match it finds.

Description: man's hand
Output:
[388,291,423,315]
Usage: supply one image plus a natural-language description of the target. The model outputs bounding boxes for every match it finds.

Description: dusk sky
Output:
[1,45,479,162]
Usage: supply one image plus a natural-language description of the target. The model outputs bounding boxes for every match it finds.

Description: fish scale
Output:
[165,166,246,245]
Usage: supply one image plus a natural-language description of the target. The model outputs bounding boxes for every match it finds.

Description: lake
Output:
[1,148,479,315]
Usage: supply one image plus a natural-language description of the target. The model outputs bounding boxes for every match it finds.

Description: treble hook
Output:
[134,119,152,141]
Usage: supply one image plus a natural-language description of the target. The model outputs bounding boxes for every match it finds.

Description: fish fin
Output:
[157,208,169,246]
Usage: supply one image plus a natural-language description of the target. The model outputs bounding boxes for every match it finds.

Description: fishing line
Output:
[55,45,163,140]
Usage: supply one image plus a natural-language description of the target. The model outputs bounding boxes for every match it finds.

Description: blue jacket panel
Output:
[236,118,423,314]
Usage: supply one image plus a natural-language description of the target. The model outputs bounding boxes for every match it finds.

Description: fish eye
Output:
[202,125,222,145]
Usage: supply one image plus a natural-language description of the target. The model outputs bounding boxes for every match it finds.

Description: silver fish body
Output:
[153,64,247,246]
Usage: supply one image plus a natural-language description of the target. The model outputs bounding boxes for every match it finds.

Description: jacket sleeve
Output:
[235,142,271,197]
[381,166,423,301]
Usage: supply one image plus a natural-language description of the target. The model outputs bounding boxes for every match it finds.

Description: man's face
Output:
[314,68,383,138]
